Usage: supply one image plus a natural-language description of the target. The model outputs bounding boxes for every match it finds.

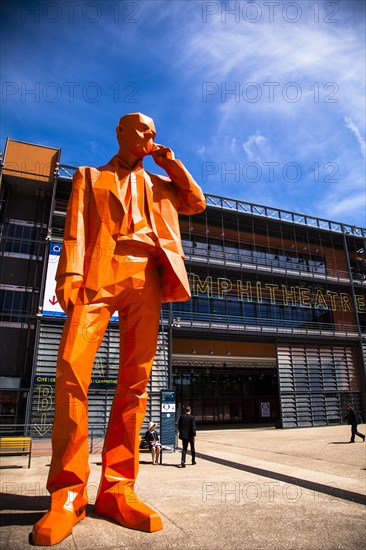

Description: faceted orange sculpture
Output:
[32,113,206,545]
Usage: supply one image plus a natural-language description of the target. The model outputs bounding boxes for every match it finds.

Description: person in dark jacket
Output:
[343,403,365,443]
[178,406,196,467]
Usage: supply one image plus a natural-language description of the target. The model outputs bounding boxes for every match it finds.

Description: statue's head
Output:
[116,112,156,159]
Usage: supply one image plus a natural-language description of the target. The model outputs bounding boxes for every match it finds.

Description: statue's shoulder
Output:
[76,164,116,185]
[96,163,114,173]
[74,165,102,184]
[146,170,170,187]
[96,159,120,178]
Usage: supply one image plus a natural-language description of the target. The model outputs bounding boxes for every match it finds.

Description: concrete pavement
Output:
[1,424,365,549]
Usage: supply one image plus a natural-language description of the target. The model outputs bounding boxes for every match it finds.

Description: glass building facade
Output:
[167,198,365,426]
[1,140,365,435]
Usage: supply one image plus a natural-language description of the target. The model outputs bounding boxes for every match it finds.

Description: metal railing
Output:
[206,194,366,237]
[183,247,358,284]
[164,311,359,340]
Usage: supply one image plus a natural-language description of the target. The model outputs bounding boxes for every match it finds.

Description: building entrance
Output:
[173,366,279,424]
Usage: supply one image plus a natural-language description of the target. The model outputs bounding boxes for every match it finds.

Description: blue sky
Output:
[1,0,365,227]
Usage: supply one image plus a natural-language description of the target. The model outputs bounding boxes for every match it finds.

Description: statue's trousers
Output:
[47,255,162,499]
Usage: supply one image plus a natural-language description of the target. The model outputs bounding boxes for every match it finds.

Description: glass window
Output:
[0,289,32,314]
[3,221,42,257]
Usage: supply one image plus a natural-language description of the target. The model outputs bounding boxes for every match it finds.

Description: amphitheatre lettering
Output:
[191,274,365,313]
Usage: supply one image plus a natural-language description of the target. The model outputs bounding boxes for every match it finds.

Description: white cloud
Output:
[344,117,366,158]
[178,2,365,225]
[242,132,266,160]
[325,192,366,225]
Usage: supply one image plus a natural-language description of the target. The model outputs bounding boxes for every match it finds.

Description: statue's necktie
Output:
[116,162,157,242]
[129,172,145,231]
[123,170,151,235]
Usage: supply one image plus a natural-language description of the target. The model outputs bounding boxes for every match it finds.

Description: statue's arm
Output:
[152,146,206,215]
[55,167,90,311]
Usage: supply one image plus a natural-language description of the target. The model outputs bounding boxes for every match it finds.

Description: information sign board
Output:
[160,389,176,446]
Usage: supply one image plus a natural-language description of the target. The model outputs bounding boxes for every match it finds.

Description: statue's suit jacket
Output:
[56,155,206,303]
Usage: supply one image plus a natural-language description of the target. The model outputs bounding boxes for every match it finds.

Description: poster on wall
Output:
[261,402,271,418]
[41,242,118,320]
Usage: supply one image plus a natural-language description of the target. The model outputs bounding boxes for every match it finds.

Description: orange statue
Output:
[32,113,206,545]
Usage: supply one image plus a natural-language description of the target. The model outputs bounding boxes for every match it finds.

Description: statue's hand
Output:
[151,144,175,168]
[56,274,84,312]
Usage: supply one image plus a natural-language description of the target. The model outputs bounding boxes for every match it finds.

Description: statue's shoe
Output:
[95,486,162,533]
[32,491,87,546]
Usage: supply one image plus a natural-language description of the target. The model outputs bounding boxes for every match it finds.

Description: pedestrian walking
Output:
[178,406,196,467]
[343,402,365,443]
